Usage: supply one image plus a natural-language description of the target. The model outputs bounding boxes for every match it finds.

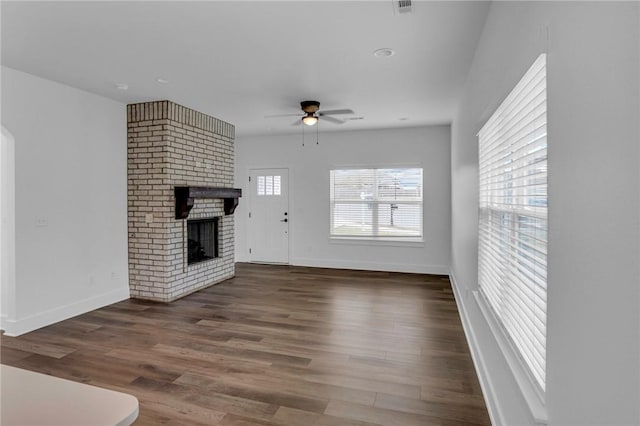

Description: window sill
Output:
[329,237,425,248]
[473,290,548,424]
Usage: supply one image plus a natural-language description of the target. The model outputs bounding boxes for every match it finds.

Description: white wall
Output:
[451,2,640,425]
[235,126,451,274]
[1,67,130,336]
[1,126,16,326]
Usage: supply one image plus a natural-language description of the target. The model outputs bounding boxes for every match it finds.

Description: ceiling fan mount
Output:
[300,100,321,114]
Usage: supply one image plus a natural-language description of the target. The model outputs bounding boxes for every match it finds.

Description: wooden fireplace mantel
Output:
[175,186,242,219]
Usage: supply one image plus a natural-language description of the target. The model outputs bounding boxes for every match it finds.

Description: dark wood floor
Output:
[1,263,490,426]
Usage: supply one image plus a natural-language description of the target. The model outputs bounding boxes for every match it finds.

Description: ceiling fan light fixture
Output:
[302,114,318,126]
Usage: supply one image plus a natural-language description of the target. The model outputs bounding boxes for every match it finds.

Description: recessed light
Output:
[373,48,395,58]
[156,78,169,84]
[115,83,128,91]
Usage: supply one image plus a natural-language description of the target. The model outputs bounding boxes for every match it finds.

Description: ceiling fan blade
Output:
[321,115,345,125]
[319,109,354,116]
[264,113,301,118]
[291,119,302,126]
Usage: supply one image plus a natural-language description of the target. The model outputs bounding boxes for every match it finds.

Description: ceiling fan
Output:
[265,101,354,126]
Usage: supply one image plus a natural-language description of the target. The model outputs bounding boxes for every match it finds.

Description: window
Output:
[478,54,547,392]
[257,175,281,196]
[330,168,422,240]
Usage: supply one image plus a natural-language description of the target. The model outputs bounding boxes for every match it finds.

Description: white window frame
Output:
[476,54,548,422]
[329,167,423,242]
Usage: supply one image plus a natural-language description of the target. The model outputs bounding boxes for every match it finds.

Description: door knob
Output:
[280,218,288,223]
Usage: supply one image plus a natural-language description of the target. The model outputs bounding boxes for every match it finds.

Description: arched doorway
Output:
[1,125,16,332]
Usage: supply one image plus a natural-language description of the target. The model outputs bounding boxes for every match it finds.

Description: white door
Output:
[248,168,289,264]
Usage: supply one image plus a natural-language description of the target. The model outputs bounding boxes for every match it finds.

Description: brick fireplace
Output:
[127,101,237,302]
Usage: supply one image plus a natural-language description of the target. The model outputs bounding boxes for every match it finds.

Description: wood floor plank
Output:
[0,345,34,363]
[0,263,490,425]
[265,363,422,399]
[313,413,385,426]
[306,357,472,390]
[272,406,385,426]
[223,336,352,365]
[178,368,377,407]
[218,413,280,426]
[420,386,487,408]
[135,393,227,425]
[175,372,329,414]
[272,406,321,426]
[129,376,280,421]
[0,335,75,359]
[324,399,445,426]
[373,392,491,424]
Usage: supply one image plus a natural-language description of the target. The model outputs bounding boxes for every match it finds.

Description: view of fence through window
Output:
[330,168,423,239]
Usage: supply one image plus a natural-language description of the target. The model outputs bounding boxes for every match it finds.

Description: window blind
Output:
[330,168,422,239]
[478,54,547,391]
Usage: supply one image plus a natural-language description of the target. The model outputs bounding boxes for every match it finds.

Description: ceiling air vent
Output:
[393,0,412,14]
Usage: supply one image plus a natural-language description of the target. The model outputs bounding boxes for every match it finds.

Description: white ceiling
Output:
[1,1,490,138]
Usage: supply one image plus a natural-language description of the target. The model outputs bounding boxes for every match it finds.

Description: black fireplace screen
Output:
[187,217,219,264]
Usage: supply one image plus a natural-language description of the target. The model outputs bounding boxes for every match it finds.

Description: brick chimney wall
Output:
[127,101,235,302]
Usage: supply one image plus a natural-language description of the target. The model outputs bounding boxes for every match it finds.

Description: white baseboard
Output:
[449,270,504,426]
[1,287,130,337]
[291,257,448,275]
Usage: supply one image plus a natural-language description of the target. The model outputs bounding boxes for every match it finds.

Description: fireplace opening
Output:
[187,217,219,265]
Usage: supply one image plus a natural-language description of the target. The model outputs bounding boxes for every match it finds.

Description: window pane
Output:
[273,175,281,195]
[377,203,422,237]
[332,169,375,200]
[331,203,373,236]
[376,168,422,201]
[257,176,265,196]
[266,176,273,195]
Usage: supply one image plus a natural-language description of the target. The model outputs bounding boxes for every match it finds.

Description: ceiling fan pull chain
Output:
[316,119,319,145]
[302,119,305,147]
